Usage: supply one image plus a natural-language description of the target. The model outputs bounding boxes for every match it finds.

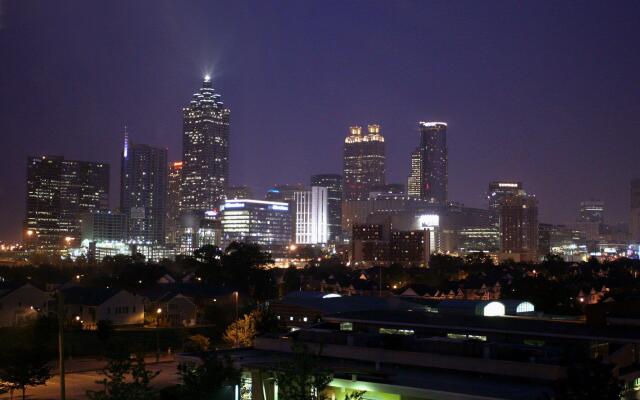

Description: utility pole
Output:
[57,292,65,400]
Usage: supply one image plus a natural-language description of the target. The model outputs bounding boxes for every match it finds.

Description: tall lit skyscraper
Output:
[181,75,230,212]
[343,125,385,201]
[631,179,640,242]
[25,156,109,249]
[294,186,329,244]
[407,148,422,197]
[310,174,342,243]
[499,190,538,261]
[418,122,447,203]
[165,161,183,244]
[120,138,168,244]
[487,181,523,226]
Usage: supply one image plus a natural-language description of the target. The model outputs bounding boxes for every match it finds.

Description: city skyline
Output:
[2,1,640,241]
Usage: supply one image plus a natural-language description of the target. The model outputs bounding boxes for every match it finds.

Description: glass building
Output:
[310,174,342,243]
[25,156,109,250]
[221,199,292,258]
[418,122,448,204]
[343,125,385,201]
[181,76,230,213]
[120,139,168,244]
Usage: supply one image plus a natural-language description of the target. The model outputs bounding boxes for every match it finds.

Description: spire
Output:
[123,125,129,158]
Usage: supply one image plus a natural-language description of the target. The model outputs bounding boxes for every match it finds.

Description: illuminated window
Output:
[483,301,505,317]
[516,301,535,313]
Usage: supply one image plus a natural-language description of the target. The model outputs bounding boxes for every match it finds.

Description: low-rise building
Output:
[0,283,50,327]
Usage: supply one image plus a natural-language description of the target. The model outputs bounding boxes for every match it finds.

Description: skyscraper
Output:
[499,190,538,261]
[343,125,385,201]
[407,148,422,197]
[418,122,447,203]
[631,179,640,242]
[165,161,183,245]
[181,75,230,213]
[227,185,254,200]
[487,181,523,226]
[25,156,109,249]
[578,200,604,224]
[294,186,329,244]
[310,174,342,243]
[120,139,168,244]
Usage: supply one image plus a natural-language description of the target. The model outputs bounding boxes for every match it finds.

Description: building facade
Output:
[120,141,168,244]
[294,186,329,245]
[165,161,182,245]
[343,125,385,201]
[221,199,292,257]
[418,122,448,204]
[181,76,230,213]
[227,185,254,200]
[80,210,128,243]
[310,174,343,243]
[25,156,109,249]
[499,190,539,261]
[407,147,422,197]
[487,181,523,226]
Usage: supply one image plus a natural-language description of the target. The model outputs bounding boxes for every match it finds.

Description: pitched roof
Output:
[62,286,122,306]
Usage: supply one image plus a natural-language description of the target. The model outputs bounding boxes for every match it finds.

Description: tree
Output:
[274,342,333,400]
[223,312,258,348]
[0,344,52,400]
[87,351,159,400]
[184,334,210,353]
[174,354,240,400]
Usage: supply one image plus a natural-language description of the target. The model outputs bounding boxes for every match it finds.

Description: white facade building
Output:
[295,186,329,244]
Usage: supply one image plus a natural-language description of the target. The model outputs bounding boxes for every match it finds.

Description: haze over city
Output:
[1,0,640,241]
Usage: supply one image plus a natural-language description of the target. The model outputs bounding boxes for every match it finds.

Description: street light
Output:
[155,308,162,362]
[234,292,239,348]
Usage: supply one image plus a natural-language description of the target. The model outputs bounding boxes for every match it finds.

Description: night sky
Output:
[1,1,639,242]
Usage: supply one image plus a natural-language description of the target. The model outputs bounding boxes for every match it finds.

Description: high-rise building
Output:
[499,190,538,261]
[120,140,168,244]
[407,148,422,197]
[418,122,448,203]
[310,174,343,243]
[80,210,128,243]
[630,179,640,243]
[227,185,254,200]
[181,76,230,213]
[265,183,305,242]
[294,186,329,244]
[579,200,604,224]
[165,161,183,245]
[343,125,385,201]
[487,181,523,226]
[25,156,109,249]
[221,199,292,257]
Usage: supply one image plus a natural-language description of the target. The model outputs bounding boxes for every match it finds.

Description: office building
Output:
[227,185,254,200]
[487,181,523,226]
[221,199,292,257]
[499,190,538,261]
[343,125,385,201]
[294,186,328,244]
[579,200,605,224]
[458,227,500,254]
[407,147,422,197]
[25,156,109,249]
[418,121,448,203]
[265,183,305,242]
[389,230,430,266]
[165,161,182,245]
[631,179,640,243]
[80,211,128,243]
[181,76,230,212]
[310,174,342,243]
[120,140,168,244]
[369,183,405,198]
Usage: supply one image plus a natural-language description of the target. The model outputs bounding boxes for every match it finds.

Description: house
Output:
[62,287,145,329]
[0,283,50,327]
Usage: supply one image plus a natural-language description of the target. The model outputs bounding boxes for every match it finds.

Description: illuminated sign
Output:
[270,205,288,211]
[224,202,245,209]
[419,214,440,228]
[498,183,519,188]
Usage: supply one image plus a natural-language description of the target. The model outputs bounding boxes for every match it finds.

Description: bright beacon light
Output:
[204,74,211,82]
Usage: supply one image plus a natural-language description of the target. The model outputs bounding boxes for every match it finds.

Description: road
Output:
[0,357,180,400]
